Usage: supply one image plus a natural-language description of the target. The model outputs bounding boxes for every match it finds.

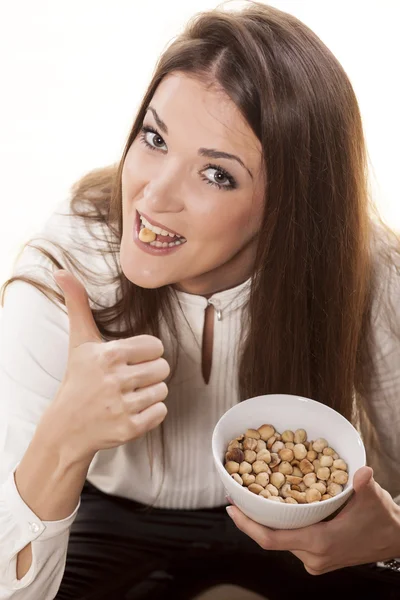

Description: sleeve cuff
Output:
[3,462,81,547]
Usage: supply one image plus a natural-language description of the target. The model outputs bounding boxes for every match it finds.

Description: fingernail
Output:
[226,505,235,518]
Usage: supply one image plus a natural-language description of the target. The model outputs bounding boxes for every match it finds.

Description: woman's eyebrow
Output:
[145,106,253,180]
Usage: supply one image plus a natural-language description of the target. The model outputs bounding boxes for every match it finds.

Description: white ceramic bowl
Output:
[212,394,366,529]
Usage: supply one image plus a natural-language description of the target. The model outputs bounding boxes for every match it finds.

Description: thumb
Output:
[54,269,103,349]
[353,465,375,495]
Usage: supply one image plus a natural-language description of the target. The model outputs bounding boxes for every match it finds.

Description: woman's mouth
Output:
[134,210,187,255]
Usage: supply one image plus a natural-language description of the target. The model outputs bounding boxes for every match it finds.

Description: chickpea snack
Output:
[212,394,366,529]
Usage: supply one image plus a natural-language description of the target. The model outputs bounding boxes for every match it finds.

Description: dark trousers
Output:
[54,480,400,600]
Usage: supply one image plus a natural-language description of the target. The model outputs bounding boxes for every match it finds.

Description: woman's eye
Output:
[138,125,237,191]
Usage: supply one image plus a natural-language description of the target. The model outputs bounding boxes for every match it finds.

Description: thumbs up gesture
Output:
[46,269,169,462]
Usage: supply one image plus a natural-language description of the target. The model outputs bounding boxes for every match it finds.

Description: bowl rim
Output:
[212,393,366,508]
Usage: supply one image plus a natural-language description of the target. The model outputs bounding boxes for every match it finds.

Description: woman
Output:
[0,1,399,599]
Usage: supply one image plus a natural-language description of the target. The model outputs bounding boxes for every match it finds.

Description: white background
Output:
[0,0,399,288]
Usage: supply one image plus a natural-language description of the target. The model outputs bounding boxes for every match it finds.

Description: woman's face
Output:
[120,72,265,295]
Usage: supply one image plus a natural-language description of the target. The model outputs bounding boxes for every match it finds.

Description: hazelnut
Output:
[252,460,270,474]
[280,483,292,498]
[243,450,257,464]
[248,483,264,495]
[321,494,332,501]
[266,483,279,496]
[330,470,348,485]
[256,439,267,452]
[312,438,329,453]
[269,453,281,468]
[225,461,240,474]
[260,488,271,498]
[269,495,284,502]
[258,424,275,441]
[306,450,318,462]
[266,436,277,449]
[316,467,331,481]
[303,473,317,487]
[327,482,343,496]
[256,449,271,463]
[255,472,270,487]
[243,438,258,451]
[305,488,322,503]
[323,447,336,456]
[293,444,307,460]
[299,459,314,474]
[333,459,348,471]
[285,497,298,504]
[231,473,243,485]
[227,440,242,451]
[285,475,303,486]
[288,490,307,504]
[279,448,294,462]
[242,473,256,486]
[294,429,307,444]
[278,461,293,475]
[281,430,295,443]
[319,455,333,468]
[271,441,285,453]
[238,461,252,475]
[310,482,326,495]
[292,467,303,478]
[270,472,285,489]
[245,428,261,439]
[285,442,295,450]
[225,448,245,463]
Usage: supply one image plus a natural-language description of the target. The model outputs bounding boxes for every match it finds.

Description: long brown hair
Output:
[2,0,399,496]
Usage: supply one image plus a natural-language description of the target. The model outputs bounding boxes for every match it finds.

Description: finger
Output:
[119,335,165,364]
[226,505,326,552]
[124,381,168,413]
[352,466,374,494]
[119,358,170,392]
[129,401,168,437]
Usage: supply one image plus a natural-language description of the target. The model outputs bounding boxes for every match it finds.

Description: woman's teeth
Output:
[139,215,186,247]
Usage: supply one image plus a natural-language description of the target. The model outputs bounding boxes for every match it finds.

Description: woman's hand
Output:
[226,466,400,575]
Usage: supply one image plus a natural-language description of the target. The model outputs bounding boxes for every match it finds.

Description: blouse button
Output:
[29,522,40,533]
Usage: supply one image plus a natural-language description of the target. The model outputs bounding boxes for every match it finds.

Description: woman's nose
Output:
[144,163,185,213]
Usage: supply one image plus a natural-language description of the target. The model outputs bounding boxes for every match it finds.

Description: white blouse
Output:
[0,198,399,598]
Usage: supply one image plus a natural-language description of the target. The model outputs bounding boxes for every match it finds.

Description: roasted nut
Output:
[231,473,243,485]
[285,442,295,450]
[303,473,317,487]
[294,429,307,444]
[305,488,322,503]
[285,497,298,504]
[333,459,348,471]
[281,430,295,443]
[275,433,282,441]
[248,483,264,495]
[238,461,252,475]
[271,465,280,473]
[225,448,245,463]
[256,439,267,452]
[291,485,301,492]
[243,450,257,464]
[310,482,326,495]
[323,447,336,456]
[332,452,339,460]
[271,441,285,453]
[316,467,331,481]
[293,444,308,460]
[321,494,332,501]
[330,470,348,485]
[255,472,270,487]
[243,437,258,451]
[245,428,261,439]
[312,438,329,453]
[298,482,306,492]
[280,483,292,498]
[269,453,281,468]
[278,461,293,475]
[286,475,303,486]
[260,488,272,498]
[266,436,277,449]
[270,472,285,489]
[258,424,275,441]
[288,490,307,504]
[266,483,279,496]
[327,482,343,496]
[299,459,314,474]
[319,455,333,468]
[292,467,303,478]
[225,461,240,474]
[279,448,294,462]
[257,449,271,463]
[269,495,284,502]
[252,460,270,474]
[242,473,256,486]
[313,459,321,472]
[307,450,318,462]
[227,439,242,451]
